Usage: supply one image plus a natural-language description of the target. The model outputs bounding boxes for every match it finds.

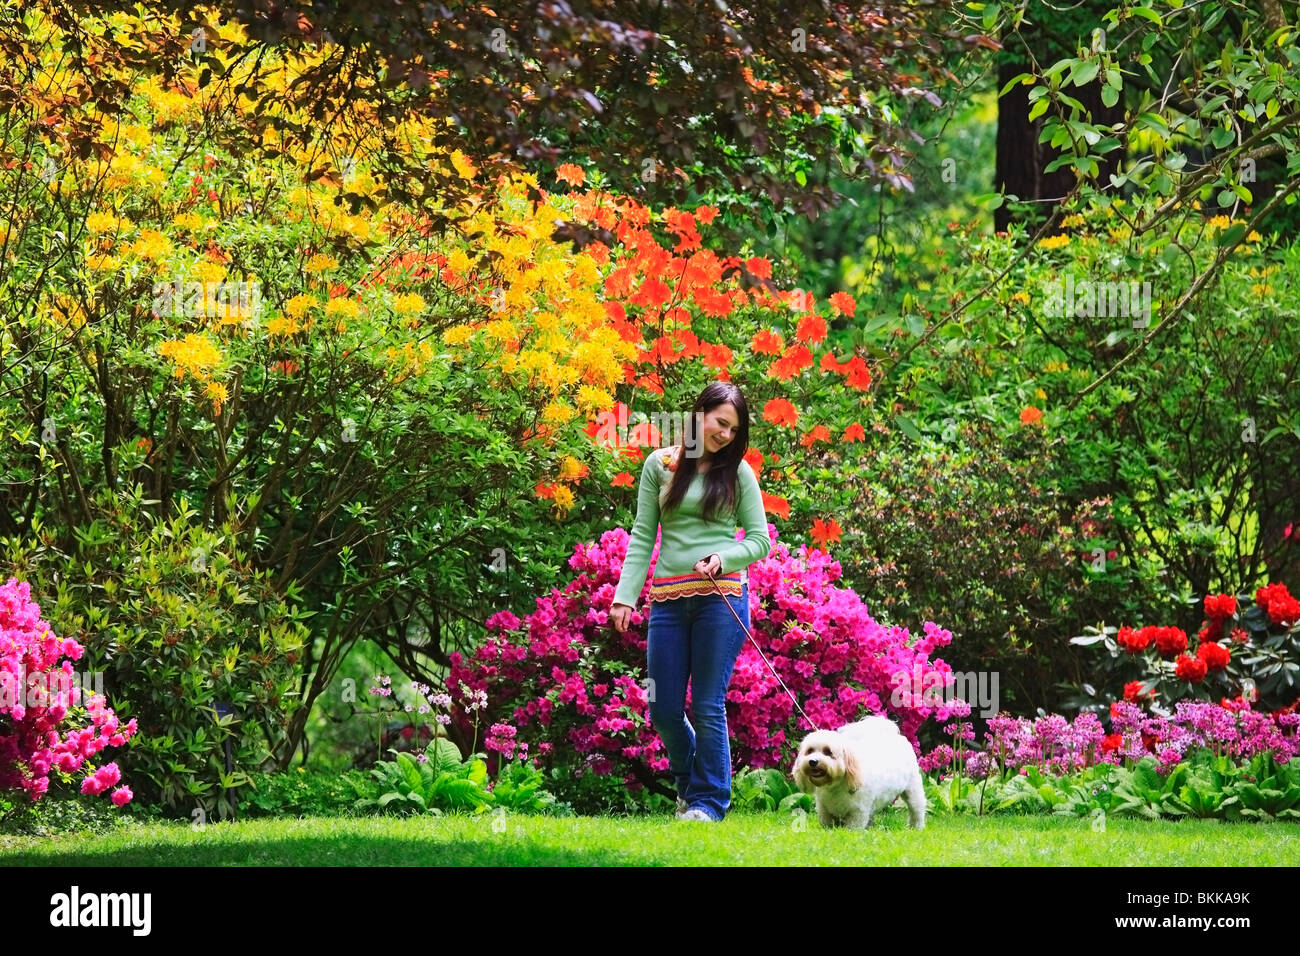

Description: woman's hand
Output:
[610,603,633,633]
[693,553,722,577]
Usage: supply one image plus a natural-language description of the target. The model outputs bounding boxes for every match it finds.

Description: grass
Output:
[2,811,1297,866]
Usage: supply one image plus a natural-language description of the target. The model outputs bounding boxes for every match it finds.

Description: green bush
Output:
[1,483,311,818]
[237,768,379,819]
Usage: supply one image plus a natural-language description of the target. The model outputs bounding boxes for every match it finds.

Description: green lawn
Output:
[2,812,1297,866]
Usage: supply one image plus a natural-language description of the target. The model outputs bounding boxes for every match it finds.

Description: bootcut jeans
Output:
[645,583,749,821]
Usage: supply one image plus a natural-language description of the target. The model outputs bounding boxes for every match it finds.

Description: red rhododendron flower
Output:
[1123,680,1152,702]
[1100,734,1122,753]
[1153,626,1188,658]
[1204,593,1237,620]
[1116,625,1151,654]
[1174,654,1208,683]
[1196,640,1230,671]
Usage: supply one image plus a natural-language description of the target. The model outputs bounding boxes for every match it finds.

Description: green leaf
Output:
[1071,61,1100,87]
[1101,85,1119,108]
[1217,223,1247,246]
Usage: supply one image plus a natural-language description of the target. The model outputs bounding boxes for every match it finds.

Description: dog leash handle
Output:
[702,565,820,733]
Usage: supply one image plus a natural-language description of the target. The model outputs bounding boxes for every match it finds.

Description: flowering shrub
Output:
[447,523,966,808]
[0,579,135,806]
[926,699,1300,780]
[1073,582,1300,710]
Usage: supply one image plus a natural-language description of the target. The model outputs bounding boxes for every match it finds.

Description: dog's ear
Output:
[841,741,864,792]
[792,755,813,794]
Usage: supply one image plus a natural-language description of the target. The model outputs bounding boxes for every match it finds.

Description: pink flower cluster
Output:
[929,699,1300,778]
[0,578,136,803]
[448,524,963,787]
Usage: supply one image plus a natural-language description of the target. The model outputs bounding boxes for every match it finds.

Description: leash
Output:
[702,566,821,733]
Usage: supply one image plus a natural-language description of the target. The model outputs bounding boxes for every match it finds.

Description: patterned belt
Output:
[649,571,743,603]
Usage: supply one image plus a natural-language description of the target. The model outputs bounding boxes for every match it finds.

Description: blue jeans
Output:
[646,584,749,821]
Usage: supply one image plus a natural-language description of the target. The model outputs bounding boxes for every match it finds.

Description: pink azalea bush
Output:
[930,699,1300,779]
[447,524,967,795]
[0,578,136,804]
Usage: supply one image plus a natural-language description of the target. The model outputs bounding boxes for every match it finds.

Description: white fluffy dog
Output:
[792,716,926,830]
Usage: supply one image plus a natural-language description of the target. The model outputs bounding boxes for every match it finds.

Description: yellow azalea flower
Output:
[172,211,202,232]
[1012,291,1031,305]
[541,402,575,424]
[1039,234,1070,250]
[1207,215,1231,231]
[550,484,575,511]
[1035,388,1047,400]
[86,211,122,234]
[205,381,228,404]
[285,294,317,319]
[1252,284,1273,296]
[575,385,613,414]
[86,252,119,272]
[392,292,425,316]
[446,249,472,275]
[193,259,227,285]
[126,228,172,262]
[1247,230,1262,242]
[266,316,302,336]
[1060,214,1086,228]
[484,319,517,344]
[558,456,586,481]
[305,253,338,273]
[158,333,222,381]
[442,325,475,346]
[325,297,361,321]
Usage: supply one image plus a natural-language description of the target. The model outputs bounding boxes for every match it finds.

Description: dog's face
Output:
[793,730,863,793]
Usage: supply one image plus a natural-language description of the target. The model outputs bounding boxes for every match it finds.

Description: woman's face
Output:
[699,403,740,457]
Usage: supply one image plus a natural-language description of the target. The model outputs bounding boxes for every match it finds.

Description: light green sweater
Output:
[613,445,772,608]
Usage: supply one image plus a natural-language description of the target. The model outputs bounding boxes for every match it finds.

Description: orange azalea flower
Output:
[763,398,799,427]
[810,518,843,551]
[771,344,813,380]
[1020,406,1044,426]
[795,314,828,345]
[535,482,557,500]
[828,291,856,316]
[842,422,866,443]
[556,163,586,187]
[820,351,849,374]
[611,472,635,487]
[694,205,719,225]
[702,343,732,372]
[843,355,872,390]
[800,424,831,448]
[660,449,678,471]
[761,492,790,520]
[751,329,785,356]
[743,448,764,477]
[745,256,772,280]
[631,277,671,309]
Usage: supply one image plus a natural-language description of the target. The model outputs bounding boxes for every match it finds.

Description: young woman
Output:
[609,382,772,822]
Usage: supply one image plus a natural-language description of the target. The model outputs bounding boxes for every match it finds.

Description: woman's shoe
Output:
[678,807,714,822]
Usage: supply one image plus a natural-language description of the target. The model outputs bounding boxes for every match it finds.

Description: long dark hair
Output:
[660,382,751,524]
